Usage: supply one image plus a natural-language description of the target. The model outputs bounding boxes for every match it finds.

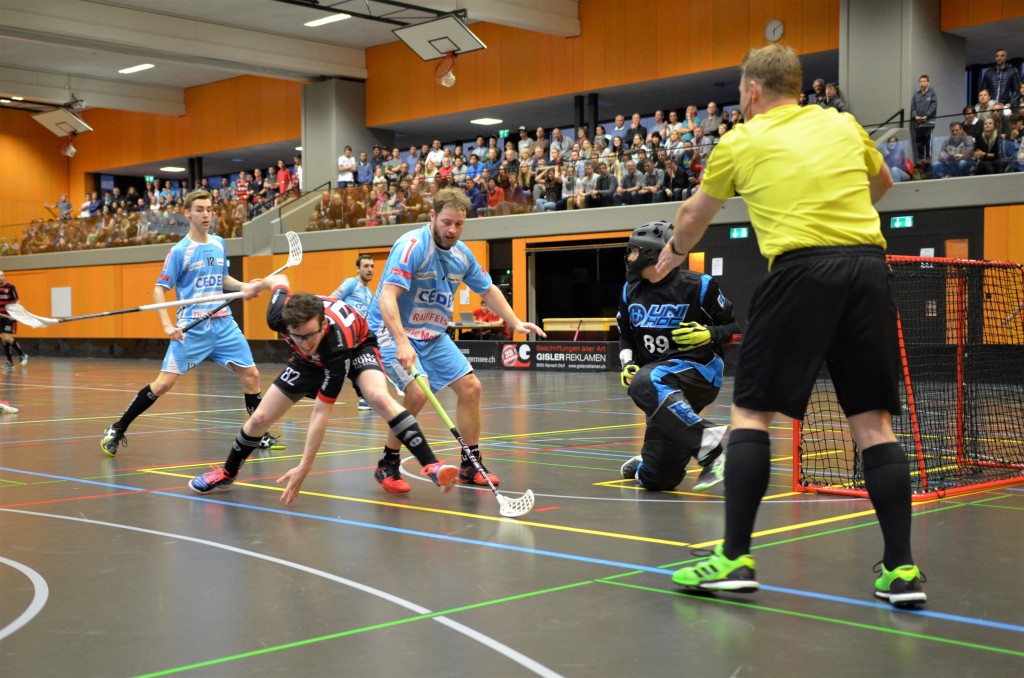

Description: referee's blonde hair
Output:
[741,44,803,100]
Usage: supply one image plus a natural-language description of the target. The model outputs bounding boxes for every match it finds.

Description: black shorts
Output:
[733,245,901,419]
[0,318,15,335]
[273,341,383,404]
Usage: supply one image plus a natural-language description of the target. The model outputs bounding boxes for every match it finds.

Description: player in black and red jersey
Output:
[0,270,29,371]
[188,274,458,503]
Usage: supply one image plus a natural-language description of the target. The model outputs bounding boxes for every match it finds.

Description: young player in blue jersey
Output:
[616,221,741,492]
[100,190,283,456]
[332,253,375,411]
[188,275,458,501]
[365,188,546,493]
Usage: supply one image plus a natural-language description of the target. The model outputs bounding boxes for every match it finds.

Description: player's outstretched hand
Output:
[620,363,639,388]
[672,321,711,348]
[164,324,184,342]
[277,465,310,506]
[514,321,547,338]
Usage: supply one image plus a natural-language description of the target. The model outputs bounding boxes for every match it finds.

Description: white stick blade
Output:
[285,231,303,267]
[498,489,535,518]
[4,303,57,328]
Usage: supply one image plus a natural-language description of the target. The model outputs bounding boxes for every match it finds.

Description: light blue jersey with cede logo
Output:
[367,223,492,342]
[156,234,232,323]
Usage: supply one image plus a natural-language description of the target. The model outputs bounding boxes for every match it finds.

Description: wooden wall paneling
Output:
[941,0,1023,30]
[984,205,1010,261]
[1007,204,1024,265]
[0,109,68,226]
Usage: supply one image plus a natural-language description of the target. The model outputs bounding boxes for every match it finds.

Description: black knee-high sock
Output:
[114,386,159,431]
[387,411,438,467]
[244,392,262,416]
[225,429,263,476]
[862,442,914,569]
[722,429,772,559]
[3,343,11,364]
[11,340,24,357]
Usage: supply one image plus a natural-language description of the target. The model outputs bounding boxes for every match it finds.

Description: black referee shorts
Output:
[733,245,901,419]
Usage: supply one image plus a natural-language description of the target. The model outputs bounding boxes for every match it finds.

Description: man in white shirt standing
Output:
[337,145,357,187]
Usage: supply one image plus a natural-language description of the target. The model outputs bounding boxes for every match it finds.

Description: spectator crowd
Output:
[4,53,1020,256]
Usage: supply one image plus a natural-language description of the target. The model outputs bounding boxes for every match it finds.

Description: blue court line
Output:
[2,465,1021,635]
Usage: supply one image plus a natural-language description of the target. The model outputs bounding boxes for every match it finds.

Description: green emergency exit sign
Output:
[890,216,914,229]
[729,227,749,239]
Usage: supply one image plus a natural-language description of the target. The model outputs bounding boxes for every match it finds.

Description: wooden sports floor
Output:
[1,358,1021,676]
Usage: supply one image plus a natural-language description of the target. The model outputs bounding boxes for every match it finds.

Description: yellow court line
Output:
[144,468,696,547]
[592,479,718,498]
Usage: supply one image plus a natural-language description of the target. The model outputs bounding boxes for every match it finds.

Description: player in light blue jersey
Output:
[100,190,282,456]
[366,188,546,492]
[332,253,375,411]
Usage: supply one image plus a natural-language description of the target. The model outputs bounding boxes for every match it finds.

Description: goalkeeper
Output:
[616,220,741,492]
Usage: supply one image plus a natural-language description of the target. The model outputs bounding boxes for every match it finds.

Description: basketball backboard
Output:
[393,14,486,61]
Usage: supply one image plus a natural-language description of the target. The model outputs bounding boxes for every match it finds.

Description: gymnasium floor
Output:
[1,358,1021,677]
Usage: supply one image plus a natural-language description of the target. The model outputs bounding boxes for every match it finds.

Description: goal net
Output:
[794,256,1024,500]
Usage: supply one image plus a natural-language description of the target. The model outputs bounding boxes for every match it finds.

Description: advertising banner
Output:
[458,341,616,372]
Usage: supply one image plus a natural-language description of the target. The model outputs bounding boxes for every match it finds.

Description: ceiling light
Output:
[304,13,350,27]
[118,64,154,74]
[160,166,187,172]
[0,99,10,104]
[12,96,23,101]
[470,118,503,125]
[295,146,303,151]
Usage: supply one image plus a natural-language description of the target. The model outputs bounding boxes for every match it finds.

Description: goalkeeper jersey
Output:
[617,268,741,385]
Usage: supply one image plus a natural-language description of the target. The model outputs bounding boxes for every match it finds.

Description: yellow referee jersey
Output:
[701,104,886,268]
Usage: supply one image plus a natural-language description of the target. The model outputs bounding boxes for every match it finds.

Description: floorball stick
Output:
[183,231,303,333]
[4,292,246,329]
[411,369,534,517]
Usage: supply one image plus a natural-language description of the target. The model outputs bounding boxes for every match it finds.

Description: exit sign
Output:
[890,216,914,229]
[729,227,749,239]
[144,175,154,182]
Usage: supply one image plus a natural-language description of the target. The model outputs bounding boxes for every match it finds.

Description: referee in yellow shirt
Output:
[656,44,925,608]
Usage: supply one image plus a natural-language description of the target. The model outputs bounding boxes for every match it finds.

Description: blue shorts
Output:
[161,316,255,374]
[376,328,471,393]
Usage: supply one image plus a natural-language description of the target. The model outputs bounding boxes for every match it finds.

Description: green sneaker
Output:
[672,545,759,592]
[873,563,927,608]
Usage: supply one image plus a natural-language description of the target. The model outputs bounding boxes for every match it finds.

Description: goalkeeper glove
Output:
[620,363,639,388]
[672,321,711,348]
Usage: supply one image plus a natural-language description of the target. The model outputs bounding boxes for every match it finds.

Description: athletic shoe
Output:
[100,425,127,457]
[0,400,18,414]
[458,460,500,487]
[19,354,28,366]
[422,462,458,492]
[696,425,728,463]
[672,545,759,593]
[873,562,927,608]
[374,461,411,493]
[620,455,642,480]
[692,446,725,492]
[259,433,285,450]
[357,398,371,411]
[1,363,12,372]
[189,465,237,494]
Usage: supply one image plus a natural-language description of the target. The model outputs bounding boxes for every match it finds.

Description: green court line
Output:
[598,579,1024,658]
[133,580,593,677]
[656,492,1012,569]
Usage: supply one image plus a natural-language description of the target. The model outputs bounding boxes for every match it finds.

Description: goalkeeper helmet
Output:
[625,220,674,280]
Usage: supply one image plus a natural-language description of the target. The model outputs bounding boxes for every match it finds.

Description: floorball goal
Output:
[794,256,1024,501]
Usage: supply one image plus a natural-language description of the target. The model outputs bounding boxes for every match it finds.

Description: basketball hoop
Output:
[435,51,456,87]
